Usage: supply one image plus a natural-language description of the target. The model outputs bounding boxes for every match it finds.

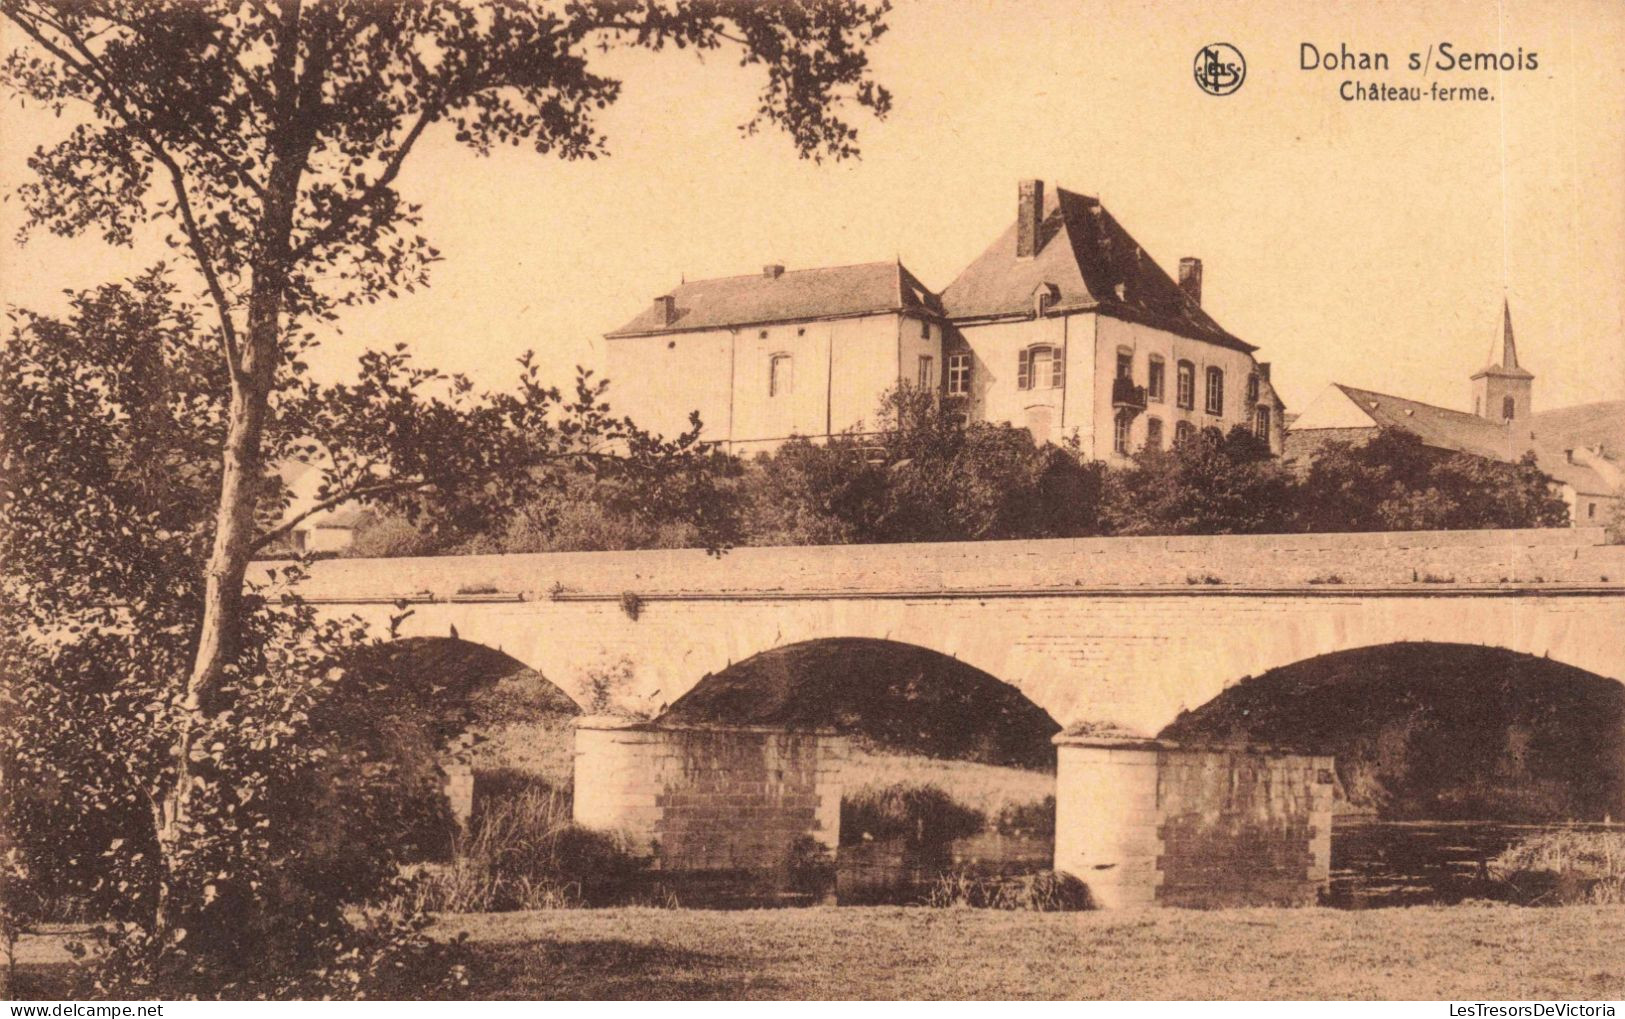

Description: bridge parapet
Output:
[289,527,1624,603]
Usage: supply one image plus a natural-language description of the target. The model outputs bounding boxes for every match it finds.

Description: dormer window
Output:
[1018,345,1063,390]
[1032,282,1058,318]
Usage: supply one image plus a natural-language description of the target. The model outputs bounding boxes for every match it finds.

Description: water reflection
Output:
[1329,817,1625,908]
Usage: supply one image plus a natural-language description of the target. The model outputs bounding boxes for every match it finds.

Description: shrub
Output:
[1488,830,1625,905]
[840,782,986,851]
[785,835,836,900]
[347,513,447,558]
[409,774,650,912]
[992,796,1055,836]
[924,870,1092,911]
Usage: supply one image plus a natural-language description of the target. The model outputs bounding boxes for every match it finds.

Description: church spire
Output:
[1491,298,1521,372]
[1475,299,1534,380]
[1470,298,1534,422]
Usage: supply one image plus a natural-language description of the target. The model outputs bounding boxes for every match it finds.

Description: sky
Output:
[3,0,1623,416]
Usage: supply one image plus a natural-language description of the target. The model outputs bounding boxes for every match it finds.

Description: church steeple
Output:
[1471,298,1534,422]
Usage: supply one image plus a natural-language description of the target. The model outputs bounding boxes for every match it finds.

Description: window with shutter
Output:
[1017,348,1031,390]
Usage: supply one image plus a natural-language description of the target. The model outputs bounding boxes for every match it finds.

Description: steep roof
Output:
[1290,384,1622,497]
[1323,384,1529,461]
[606,261,943,338]
[1473,299,1534,380]
[940,185,1254,352]
[1531,400,1625,453]
[1530,400,1625,496]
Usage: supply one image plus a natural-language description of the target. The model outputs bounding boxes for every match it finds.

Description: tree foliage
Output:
[1104,424,1296,536]
[743,385,1106,546]
[2,0,893,996]
[1297,428,1570,533]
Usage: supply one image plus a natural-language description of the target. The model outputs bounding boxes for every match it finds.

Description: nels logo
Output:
[1195,43,1246,96]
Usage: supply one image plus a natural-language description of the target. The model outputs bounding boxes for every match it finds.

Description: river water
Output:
[837,818,1625,907]
[1329,817,1625,908]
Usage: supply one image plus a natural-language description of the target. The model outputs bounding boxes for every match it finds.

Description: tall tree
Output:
[1297,428,1570,533]
[1104,424,1297,536]
[2,0,891,946]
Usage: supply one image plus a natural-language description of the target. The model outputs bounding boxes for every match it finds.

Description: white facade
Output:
[605,311,945,452]
[602,181,1286,460]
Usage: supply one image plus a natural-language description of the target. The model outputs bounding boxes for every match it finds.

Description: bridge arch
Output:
[337,588,1625,740]
[1161,641,1625,820]
[659,636,1060,770]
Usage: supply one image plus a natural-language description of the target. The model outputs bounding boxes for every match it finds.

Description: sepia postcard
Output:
[2,0,1623,1007]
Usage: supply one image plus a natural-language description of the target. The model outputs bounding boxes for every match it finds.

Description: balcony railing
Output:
[1112,377,1148,411]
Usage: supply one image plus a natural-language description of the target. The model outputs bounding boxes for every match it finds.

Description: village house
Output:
[604,180,1286,461]
[1286,301,1624,526]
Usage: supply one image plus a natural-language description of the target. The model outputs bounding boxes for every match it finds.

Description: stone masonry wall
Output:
[1055,737,1333,908]
[296,528,1625,735]
[573,720,844,884]
[292,527,1621,602]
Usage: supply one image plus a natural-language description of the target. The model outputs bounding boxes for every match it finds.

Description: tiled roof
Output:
[940,185,1253,351]
[1530,400,1625,496]
[606,261,943,337]
[1288,386,1624,497]
[1327,384,1529,462]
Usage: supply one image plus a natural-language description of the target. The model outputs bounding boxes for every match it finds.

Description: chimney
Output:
[654,294,675,326]
[763,264,785,279]
[1178,257,1203,305]
[1257,362,1271,382]
[1017,179,1044,259]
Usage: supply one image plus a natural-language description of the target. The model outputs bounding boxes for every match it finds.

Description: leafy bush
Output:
[1488,830,1625,905]
[1298,428,1569,532]
[1106,425,1295,536]
[924,870,1092,911]
[840,782,986,851]
[408,774,650,912]
[992,796,1055,836]
[785,836,837,900]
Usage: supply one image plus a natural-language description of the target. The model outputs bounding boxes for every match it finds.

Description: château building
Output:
[604,180,1286,461]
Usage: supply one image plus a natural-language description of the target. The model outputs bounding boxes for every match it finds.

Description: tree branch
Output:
[249,475,434,553]
[289,100,442,262]
[3,5,247,376]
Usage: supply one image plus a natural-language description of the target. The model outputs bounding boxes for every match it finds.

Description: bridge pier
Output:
[1054,735,1334,908]
[573,718,846,899]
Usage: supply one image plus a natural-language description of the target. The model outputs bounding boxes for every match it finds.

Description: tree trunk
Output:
[153,280,282,935]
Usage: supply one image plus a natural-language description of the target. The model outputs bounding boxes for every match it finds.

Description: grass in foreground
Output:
[16,905,1625,1000]
[437,904,1625,1000]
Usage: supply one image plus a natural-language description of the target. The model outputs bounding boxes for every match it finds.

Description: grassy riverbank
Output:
[16,905,1624,999]
[446,904,1625,999]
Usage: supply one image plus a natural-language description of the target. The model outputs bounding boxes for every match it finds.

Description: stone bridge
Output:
[292,527,1625,735]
